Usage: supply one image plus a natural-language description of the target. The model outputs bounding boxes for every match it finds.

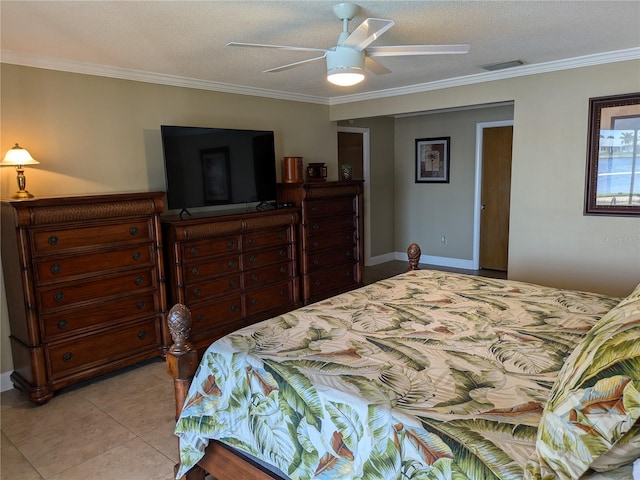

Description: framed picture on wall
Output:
[415,137,450,183]
[584,92,640,215]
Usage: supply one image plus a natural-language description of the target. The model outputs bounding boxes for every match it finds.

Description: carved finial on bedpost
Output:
[407,243,421,271]
[167,303,193,354]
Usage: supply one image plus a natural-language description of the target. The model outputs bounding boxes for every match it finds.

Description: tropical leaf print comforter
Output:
[175,270,621,479]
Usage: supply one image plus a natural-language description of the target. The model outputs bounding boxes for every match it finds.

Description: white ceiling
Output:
[2,1,640,104]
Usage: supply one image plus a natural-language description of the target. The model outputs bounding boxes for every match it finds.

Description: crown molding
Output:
[2,47,639,106]
[328,48,640,105]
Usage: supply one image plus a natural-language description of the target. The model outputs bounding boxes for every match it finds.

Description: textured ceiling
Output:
[2,1,639,102]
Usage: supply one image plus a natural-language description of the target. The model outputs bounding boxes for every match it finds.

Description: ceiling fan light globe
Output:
[327,70,365,86]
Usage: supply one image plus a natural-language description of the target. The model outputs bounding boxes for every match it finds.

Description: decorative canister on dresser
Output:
[0,192,168,404]
[282,156,304,183]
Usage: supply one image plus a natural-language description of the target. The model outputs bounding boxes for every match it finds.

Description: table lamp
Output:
[1,143,40,199]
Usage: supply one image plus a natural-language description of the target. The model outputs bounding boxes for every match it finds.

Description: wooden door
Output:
[480,126,513,271]
[338,132,363,179]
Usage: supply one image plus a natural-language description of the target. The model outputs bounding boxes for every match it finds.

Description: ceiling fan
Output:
[227,2,470,87]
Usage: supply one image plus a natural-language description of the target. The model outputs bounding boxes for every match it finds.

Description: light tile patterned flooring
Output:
[1,261,505,479]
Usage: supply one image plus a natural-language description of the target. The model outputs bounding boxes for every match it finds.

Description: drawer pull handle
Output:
[134,277,144,285]
[311,206,318,213]
[136,300,146,309]
[248,238,255,246]
[191,267,199,276]
[54,292,65,302]
[132,252,141,260]
[50,264,62,274]
[278,232,284,240]
[249,256,255,263]
[312,223,319,230]
[313,259,320,265]
[279,249,286,257]
[280,289,286,297]
[314,280,321,286]
[229,279,237,287]
[251,299,258,305]
[62,352,73,362]
[48,235,58,246]
[196,314,204,323]
[57,320,68,330]
[231,304,239,312]
[227,240,235,249]
[312,241,319,248]
[345,251,352,257]
[190,247,198,256]
[138,330,147,340]
[346,271,352,277]
[280,266,286,274]
[251,274,258,281]
[193,288,201,296]
[129,227,138,236]
[227,260,235,268]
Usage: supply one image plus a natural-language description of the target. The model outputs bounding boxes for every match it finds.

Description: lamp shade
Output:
[326,47,365,87]
[2,143,39,166]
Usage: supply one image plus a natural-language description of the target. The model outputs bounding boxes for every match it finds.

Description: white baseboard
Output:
[369,250,476,271]
[366,252,397,266]
[1,371,13,392]
[394,251,475,270]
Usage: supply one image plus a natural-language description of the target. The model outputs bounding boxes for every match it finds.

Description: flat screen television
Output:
[161,125,277,212]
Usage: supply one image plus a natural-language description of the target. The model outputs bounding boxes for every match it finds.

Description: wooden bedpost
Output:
[166,303,206,480]
[407,243,421,271]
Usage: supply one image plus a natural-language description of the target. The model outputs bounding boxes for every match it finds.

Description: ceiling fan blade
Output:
[263,55,327,73]
[341,18,395,51]
[227,42,327,54]
[365,56,391,75]
[366,44,470,57]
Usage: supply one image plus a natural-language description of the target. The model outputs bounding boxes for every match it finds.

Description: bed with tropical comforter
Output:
[173,269,640,480]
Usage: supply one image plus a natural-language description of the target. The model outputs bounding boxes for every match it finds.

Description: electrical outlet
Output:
[441,235,446,244]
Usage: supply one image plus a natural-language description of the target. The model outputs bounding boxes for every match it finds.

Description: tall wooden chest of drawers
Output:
[277,181,363,304]
[162,208,300,351]
[1,192,168,404]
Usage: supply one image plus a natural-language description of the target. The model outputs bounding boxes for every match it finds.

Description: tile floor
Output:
[1,261,505,480]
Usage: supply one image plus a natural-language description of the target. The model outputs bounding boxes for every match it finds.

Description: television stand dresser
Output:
[1,192,168,404]
[161,208,301,352]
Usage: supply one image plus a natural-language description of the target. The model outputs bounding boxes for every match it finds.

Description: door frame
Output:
[473,120,514,270]
[337,126,371,265]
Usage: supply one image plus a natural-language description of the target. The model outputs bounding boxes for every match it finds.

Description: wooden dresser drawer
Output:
[307,213,355,237]
[184,255,241,283]
[244,262,291,289]
[244,228,290,250]
[46,318,160,379]
[307,230,355,253]
[32,220,152,255]
[308,263,357,294]
[306,197,354,218]
[306,247,355,270]
[189,295,244,334]
[245,281,293,316]
[242,245,291,269]
[35,244,154,284]
[185,274,241,304]
[41,292,158,341]
[38,268,155,311]
[182,235,240,260]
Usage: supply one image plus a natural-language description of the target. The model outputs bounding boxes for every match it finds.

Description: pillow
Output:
[525,283,640,480]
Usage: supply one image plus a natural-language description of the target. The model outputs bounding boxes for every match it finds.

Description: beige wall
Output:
[394,106,514,260]
[0,64,338,375]
[2,60,639,378]
[331,60,640,298]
